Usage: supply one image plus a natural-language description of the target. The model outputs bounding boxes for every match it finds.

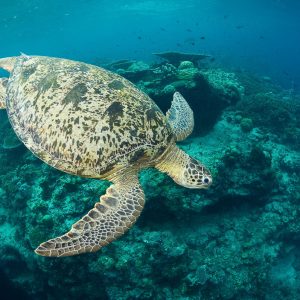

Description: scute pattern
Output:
[6,56,172,178]
[35,173,145,257]
[166,91,194,141]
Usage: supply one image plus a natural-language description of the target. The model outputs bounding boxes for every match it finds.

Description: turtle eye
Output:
[203,177,211,185]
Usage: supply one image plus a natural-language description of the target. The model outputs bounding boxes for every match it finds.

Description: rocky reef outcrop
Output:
[0,58,300,299]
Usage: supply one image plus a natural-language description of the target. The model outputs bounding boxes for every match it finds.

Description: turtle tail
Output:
[0,57,17,72]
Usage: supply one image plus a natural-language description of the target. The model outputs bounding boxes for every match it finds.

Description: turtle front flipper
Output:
[0,78,8,109]
[35,172,145,257]
[166,92,194,141]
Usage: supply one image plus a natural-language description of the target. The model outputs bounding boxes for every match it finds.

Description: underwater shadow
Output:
[203,194,267,215]
[0,269,30,300]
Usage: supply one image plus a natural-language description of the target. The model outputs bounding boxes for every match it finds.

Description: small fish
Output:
[186,29,192,32]
[160,27,166,31]
[236,25,244,29]
[200,36,205,40]
[137,36,142,40]
[176,43,182,47]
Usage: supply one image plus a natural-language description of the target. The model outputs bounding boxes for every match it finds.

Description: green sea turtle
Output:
[0,55,212,257]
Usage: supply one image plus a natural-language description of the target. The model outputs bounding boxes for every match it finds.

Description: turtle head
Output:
[178,157,212,189]
[156,146,212,189]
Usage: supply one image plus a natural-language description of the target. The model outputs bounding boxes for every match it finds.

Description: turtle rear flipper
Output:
[0,78,8,109]
[0,57,17,72]
[35,172,145,257]
[166,92,194,141]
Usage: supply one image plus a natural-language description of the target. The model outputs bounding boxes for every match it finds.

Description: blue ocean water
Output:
[0,1,300,299]
[1,0,300,89]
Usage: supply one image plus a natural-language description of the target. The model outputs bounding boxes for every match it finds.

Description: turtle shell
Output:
[6,56,173,178]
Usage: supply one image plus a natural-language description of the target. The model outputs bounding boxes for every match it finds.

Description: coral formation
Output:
[153,51,211,67]
[109,60,243,135]
[1,58,300,299]
[176,61,200,83]
[240,117,254,132]
[236,92,300,148]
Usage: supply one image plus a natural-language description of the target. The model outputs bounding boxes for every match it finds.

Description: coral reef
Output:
[153,51,211,67]
[108,60,242,135]
[236,92,300,148]
[1,58,300,300]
